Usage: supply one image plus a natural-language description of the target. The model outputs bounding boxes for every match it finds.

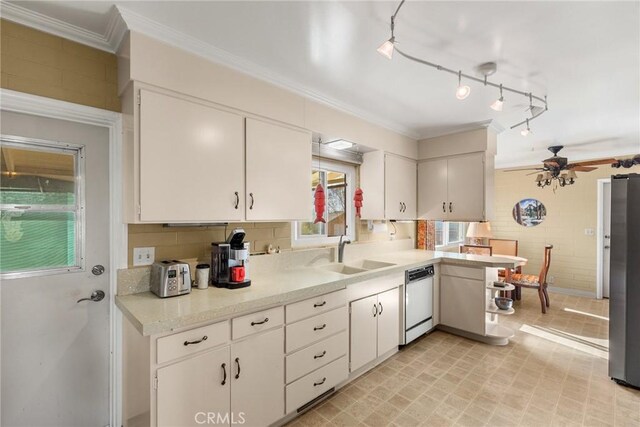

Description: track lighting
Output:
[378,0,549,133]
[521,119,531,136]
[377,37,395,59]
[456,71,471,100]
[490,84,504,111]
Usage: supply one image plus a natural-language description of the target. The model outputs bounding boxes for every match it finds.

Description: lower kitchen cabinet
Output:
[157,347,230,427]
[231,328,284,426]
[349,287,400,372]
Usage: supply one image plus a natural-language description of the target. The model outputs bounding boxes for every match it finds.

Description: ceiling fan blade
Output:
[544,160,561,168]
[503,167,544,172]
[526,170,545,176]
[570,166,598,172]
[568,158,617,167]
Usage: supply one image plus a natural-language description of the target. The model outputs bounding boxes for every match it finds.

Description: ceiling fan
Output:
[507,145,618,189]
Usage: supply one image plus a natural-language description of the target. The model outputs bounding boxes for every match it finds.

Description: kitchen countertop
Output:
[115,250,524,336]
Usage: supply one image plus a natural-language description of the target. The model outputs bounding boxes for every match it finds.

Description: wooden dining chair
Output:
[506,245,553,314]
[459,244,493,256]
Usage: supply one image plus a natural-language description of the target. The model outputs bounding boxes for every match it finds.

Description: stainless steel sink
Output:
[345,259,396,270]
[318,264,367,275]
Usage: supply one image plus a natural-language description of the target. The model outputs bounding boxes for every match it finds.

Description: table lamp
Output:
[466,222,493,245]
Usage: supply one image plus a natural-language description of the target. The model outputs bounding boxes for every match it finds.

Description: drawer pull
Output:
[314,377,327,387]
[378,302,383,315]
[221,363,227,385]
[314,324,327,331]
[314,350,327,359]
[235,357,241,379]
[373,304,378,317]
[313,301,327,308]
[183,335,208,346]
[251,317,269,326]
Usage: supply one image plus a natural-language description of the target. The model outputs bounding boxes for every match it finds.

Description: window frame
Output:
[0,135,86,279]
[435,221,467,250]
[292,159,356,248]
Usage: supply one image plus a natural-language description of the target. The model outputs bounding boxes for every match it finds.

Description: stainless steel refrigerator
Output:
[609,173,640,389]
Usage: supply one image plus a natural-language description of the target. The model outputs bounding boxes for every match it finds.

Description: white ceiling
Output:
[6,1,640,168]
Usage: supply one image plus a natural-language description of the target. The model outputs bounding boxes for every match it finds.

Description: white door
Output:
[231,328,284,426]
[447,153,485,221]
[417,158,448,220]
[603,180,612,298]
[377,288,400,356]
[1,111,111,426]
[139,89,245,222]
[157,347,231,427]
[385,155,416,220]
[245,118,311,221]
[349,295,378,372]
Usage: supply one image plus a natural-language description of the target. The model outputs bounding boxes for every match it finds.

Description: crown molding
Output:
[0,1,116,52]
[417,119,505,141]
[115,6,419,140]
[104,7,129,52]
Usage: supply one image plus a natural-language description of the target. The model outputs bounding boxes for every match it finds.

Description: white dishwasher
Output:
[401,265,434,345]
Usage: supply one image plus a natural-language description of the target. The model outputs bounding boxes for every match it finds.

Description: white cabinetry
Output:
[138,89,244,222]
[360,151,417,220]
[245,118,311,221]
[418,152,493,221]
[349,287,400,372]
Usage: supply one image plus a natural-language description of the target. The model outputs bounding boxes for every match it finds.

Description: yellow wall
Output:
[492,165,615,295]
[1,20,120,112]
[127,221,415,267]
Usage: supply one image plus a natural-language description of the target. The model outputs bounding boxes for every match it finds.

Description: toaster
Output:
[150,260,192,298]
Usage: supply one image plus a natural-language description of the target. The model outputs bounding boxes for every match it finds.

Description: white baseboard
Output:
[548,286,597,299]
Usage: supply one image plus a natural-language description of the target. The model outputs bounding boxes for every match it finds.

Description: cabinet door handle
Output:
[314,377,327,387]
[313,301,327,308]
[449,202,453,213]
[235,357,241,379]
[184,335,208,346]
[251,317,269,326]
[372,304,378,317]
[314,323,327,331]
[249,193,254,210]
[378,302,383,315]
[442,202,446,213]
[221,363,227,385]
[314,350,327,359]
[399,202,403,212]
[234,192,239,209]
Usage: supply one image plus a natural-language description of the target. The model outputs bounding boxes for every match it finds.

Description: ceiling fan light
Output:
[490,97,504,111]
[567,170,577,179]
[535,173,544,183]
[456,85,471,100]
[377,37,395,59]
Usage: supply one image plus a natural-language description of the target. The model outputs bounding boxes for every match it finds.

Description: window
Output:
[0,137,84,278]
[435,221,466,248]
[293,160,356,247]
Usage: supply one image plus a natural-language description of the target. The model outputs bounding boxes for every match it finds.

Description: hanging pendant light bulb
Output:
[490,84,504,111]
[455,71,471,100]
[521,118,532,136]
[377,36,395,59]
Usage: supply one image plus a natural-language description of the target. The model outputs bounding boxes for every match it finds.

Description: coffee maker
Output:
[211,228,251,289]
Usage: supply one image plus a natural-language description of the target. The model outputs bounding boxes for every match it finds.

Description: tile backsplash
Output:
[127,220,415,267]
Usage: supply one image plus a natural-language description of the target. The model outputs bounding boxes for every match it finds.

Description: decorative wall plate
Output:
[512,199,546,227]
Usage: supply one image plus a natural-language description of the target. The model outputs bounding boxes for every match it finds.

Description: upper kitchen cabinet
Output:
[245,118,311,221]
[418,152,494,221]
[360,151,417,220]
[138,89,245,222]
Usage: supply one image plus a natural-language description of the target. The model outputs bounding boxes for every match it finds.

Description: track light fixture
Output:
[377,0,548,132]
[456,71,471,100]
[490,84,504,111]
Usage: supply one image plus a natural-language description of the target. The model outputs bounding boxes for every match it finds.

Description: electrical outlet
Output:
[133,247,155,266]
[584,228,595,236]
[547,275,555,284]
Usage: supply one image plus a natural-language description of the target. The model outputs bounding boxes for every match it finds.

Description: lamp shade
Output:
[466,222,493,239]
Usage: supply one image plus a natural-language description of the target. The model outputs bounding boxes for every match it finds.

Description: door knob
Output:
[77,290,105,303]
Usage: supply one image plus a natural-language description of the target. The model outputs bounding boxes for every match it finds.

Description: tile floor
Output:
[287,289,640,426]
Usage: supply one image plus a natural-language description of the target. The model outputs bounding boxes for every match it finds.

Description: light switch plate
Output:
[133,247,155,266]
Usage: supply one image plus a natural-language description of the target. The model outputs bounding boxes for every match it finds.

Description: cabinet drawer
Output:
[286,331,347,384]
[232,306,284,340]
[286,306,348,353]
[157,321,229,365]
[286,356,348,414]
[441,264,485,281]
[286,289,346,323]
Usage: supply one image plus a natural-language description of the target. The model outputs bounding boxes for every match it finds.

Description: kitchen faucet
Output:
[338,235,351,263]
